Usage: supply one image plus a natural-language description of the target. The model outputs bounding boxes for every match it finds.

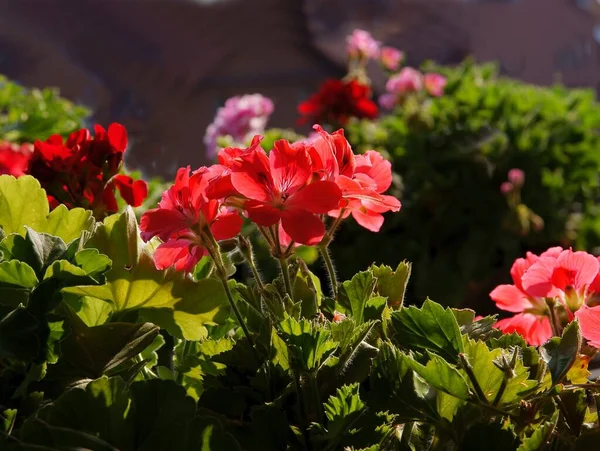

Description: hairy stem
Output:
[279,256,294,301]
[319,245,338,298]
[546,299,562,337]
[459,353,488,403]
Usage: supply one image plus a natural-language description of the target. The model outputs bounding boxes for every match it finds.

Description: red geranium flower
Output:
[0,141,33,177]
[298,79,378,127]
[229,139,342,245]
[27,123,147,218]
[140,166,243,272]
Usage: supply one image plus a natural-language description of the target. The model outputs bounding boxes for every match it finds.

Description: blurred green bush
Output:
[0,74,90,142]
[340,60,600,310]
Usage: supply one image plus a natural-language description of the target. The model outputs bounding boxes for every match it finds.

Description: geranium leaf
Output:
[0,306,40,361]
[63,209,230,340]
[0,176,94,241]
[279,316,337,371]
[516,411,558,451]
[0,260,38,308]
[405,352,470,400]
[389,299,464,363]
[23,227,67,276]
[186,415,241,451]
[371,261,411,308]
[540,320,581,385]
[339,270,377,325]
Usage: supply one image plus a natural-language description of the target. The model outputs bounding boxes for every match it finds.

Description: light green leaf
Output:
[390,299,463,363]
[371,261,411,308]
[406,352,470,400]
[44,205,94,243]
[0,176,49,236]
[64,209,230,340]
[0,260,39,289]
[540,320,581,385]
[517,411,558,451]
[339,270,376,325]
[319,383,366,445]
[279,316,337,371]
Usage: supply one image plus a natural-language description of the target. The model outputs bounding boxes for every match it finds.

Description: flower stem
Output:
[279,256,294,300]
[220,274,257,353]
[319,245,338,298]
[546,298,562,337]
[459,353,488,403]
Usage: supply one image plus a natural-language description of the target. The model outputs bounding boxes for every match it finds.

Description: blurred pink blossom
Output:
[379,93,398,110]
[204,94,274,158]
[386,67,424,94]
[500,181,513,194]
[424,73,447,97]
[380,47,404,71]
[508,168,525,187]
[346,29,380,59]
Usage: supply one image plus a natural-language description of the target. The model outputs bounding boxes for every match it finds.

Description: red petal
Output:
[286,180,342,214]
[140,208,187,242]
[495,313,553,346]
[245,200,281,226]
[211,212,243,241]
[551,249,599,292]
[230,149,273,202]
[107,123,128,152]
[113,174,148,207]
[281,209,325,245]
[355,151,392,193]
[270,140,312,195]
[154,239,206,272]
[522,256,562,298]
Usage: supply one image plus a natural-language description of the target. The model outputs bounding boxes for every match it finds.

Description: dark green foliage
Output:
[341,60,600,308]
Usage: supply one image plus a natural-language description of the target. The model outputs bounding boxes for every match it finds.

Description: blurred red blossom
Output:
[0,141,33,177]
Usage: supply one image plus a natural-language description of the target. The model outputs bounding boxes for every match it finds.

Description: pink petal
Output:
[510,257,535,291]
[522,256,563,298]
[495,313,553,346]
[575,305,600,348]
[551,249,600,292]
[355,150,393,193]
[489,284,533,313]
[351,209,385,232]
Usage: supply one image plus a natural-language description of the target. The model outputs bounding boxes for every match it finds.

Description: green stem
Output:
[546,299,562,337]
[459,353,488,403]
[175,339,192,384]
[319,246,338,298]
[279,256,294,301]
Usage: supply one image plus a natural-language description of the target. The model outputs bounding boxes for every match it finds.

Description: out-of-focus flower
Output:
[204,94,274,159]
[423,73,447,97]
[387,68,424,94]
[500,182,513,194]
[380,47,404,71]
[28,123,147,217]
[508,168,525,188]
[298,79,378,127]
[346,29,381,60]
[0,141,33,176]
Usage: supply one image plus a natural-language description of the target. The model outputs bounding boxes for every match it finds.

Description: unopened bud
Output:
[508,168,525,188]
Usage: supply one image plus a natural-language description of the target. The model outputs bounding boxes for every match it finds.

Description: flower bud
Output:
[500,182,513,194]
[508,168,525,188]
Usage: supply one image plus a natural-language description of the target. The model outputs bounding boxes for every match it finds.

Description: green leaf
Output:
[279,316,337,371]
[0,176,49,236]
[339,270,377,325]
[58,314,160,378]
[62,292,112,327]
[23,227,67,275]
[461,337,536,405]
[1,409,17,434]
[73,249,112,282]
[0,176,94,241]
[516,411,558,451]
[186,415,241,451]
[0,306,39,361]
[44,205,94,243]
[0,261,39,307]
[371,261,411,308]
[540,320,581,385]
[390,299,463,363]
[63,209,230,340]
[406,352,470,399]
[129,379,196,450]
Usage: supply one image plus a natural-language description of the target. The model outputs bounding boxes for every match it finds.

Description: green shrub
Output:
[0,74,90,143]
[341,60,600,308]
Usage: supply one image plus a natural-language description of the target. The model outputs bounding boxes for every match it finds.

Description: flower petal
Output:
[575,305,600,348]
[281,209,325,245]
[351,209,384,232]
[211,212,243,241]
[495,313,553,346]
[245,200,281,226]
[286,180,342,214]
[489,284,532,313]
[154,239,205,272]
[113,174,148,207]
[270,139,312,194]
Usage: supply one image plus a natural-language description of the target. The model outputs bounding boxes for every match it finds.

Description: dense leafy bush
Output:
[1,175,600,450]
[342,60,600,308]
[0,75,89,143]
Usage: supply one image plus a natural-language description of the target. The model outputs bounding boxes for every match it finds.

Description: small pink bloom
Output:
[380,47,404,71]
[575,305,600,348]
[500,182,513,194]
[508,168,525,187]
[379,93,398,110]
[332,311,347,323]
[386,68,424,94]
[495,313,553,346]
[346,29,380,59]
[423,73,447,97]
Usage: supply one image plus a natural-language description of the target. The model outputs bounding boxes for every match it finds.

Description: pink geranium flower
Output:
[423,73,447,97]
[346,29,381,60]
[380,47,404,71]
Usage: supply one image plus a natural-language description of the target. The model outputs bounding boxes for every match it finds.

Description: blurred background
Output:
[1,0,600,176]
[4,0,600,313]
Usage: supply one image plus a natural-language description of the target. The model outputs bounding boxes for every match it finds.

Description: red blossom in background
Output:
[0,141,33,177]
[298,79,378,127]
[27,123,147,218]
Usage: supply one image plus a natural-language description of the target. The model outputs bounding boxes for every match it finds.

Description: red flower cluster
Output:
[491,247,600,346]
[298,79,378,127]
[28,123,147,217]
[140,126,400,272]
[0,141,33,177]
